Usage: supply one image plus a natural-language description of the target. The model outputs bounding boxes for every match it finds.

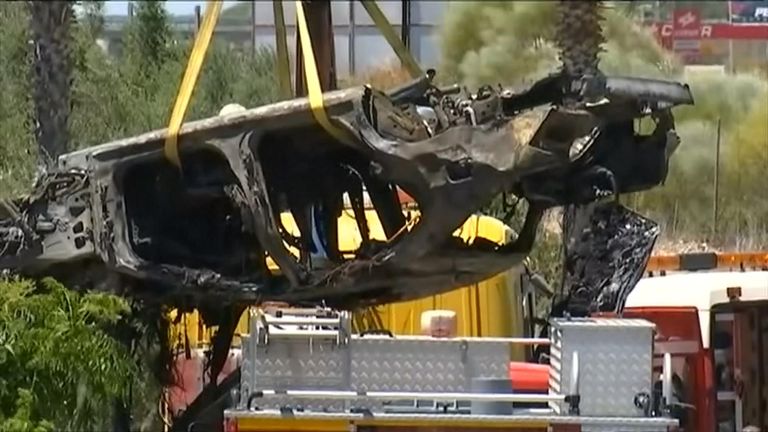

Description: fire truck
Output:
[505,251,768,432]
[165,249,768,432]
[623,252,768,432]
[221,307,680,432]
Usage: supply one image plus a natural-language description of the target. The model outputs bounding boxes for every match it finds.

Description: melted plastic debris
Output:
[562,200,660,315]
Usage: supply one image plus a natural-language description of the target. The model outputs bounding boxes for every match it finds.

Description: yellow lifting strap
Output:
[272,0,293,99]
[295,0,354,145]
[163,0,223,169]
[359,0,423,79]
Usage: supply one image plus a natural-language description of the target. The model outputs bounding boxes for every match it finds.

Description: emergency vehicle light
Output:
[646,251,768,273]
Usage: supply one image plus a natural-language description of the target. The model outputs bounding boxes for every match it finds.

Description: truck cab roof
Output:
[625,270,768,348]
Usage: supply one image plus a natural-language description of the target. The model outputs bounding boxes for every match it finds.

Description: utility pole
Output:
[401,0,411,51]
[273,0,291,98]
[727,0,735,73]
[294,0,337,96]
[251,0,258,55]
[349,1,356,76]
[713,118,722,240]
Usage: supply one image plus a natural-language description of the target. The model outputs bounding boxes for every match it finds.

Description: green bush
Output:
[0,277,136,430]
[0,2,281,429]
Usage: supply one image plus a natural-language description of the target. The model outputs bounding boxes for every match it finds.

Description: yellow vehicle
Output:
[169,206,527,349]
[165,204,531,423]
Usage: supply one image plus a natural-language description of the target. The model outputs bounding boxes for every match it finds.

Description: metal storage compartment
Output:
[548,318,656,417]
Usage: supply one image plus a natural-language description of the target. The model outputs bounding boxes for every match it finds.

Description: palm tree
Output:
[554,0,605,78]
[555,0,607,306]
[27,1,74,169]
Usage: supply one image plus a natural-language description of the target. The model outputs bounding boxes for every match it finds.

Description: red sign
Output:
[672,8,702,58]
[673,8,702,39]
[649,22,768,41]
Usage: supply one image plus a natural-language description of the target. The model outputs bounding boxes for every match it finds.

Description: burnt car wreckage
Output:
[0,71,692,311]
[1,70,693,429]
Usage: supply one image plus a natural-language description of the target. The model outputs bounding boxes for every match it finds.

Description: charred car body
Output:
[0,72,693,311]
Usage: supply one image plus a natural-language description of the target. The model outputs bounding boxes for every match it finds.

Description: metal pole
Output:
[727,0,735,73]
[194,5,201,32]
[729,40,734,73]
[401,0,411,50]
[349,0,356,76]
[251,0,258,55]
[252,389,568,404]
[294,1,337,96]
[713,118,722,239]
[273,0,292,98]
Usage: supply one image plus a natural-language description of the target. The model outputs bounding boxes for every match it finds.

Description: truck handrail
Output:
[245,348,581,415]
[247,389,567,404]
[252,307,552,346]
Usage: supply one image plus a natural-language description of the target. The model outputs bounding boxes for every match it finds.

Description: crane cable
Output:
[163,0,223,170]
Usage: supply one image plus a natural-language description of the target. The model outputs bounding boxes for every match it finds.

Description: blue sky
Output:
[104,1,238,16]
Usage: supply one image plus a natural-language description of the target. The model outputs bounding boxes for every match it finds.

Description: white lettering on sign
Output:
[677,11,697,28]
[756,7,768,18]
[672,8,701,40]
[673,39,701,51]
[661,23,673,37]
[674,28,701,38]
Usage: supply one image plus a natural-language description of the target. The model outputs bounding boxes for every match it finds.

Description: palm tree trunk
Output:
[554,0,605,78]
[556,1,606,310]
[28,0,73,169]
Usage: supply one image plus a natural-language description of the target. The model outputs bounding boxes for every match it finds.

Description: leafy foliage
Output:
[0,1,280,429]
[0,2,36,197]
[0,1,279,199]
[124,1,173,72]
[0,277,136,431]
[440,1,680,87]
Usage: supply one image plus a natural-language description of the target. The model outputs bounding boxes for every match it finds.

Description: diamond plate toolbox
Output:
[240,333,510,412]
[240,333,350,411]
[351,336,510,392]
[548,318,656,417]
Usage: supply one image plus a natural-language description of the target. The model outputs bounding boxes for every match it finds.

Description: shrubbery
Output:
[0,2,279,429]
[0,1,279,198]
[440,1,768,250]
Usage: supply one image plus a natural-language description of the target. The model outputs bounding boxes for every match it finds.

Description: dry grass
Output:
[341,61,414,90]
